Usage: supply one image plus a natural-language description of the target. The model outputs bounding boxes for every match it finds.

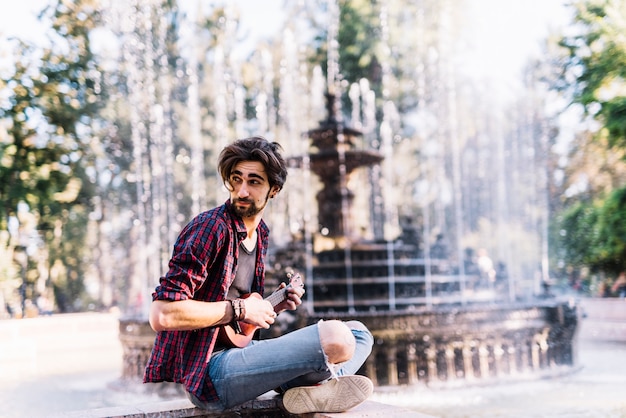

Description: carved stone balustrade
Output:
[311,300,579,387]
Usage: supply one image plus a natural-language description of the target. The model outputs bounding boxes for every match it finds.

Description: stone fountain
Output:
[277,92,579,388]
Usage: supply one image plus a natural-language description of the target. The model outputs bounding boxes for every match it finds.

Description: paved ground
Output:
[1,312,625,418]
[374,339,626,418]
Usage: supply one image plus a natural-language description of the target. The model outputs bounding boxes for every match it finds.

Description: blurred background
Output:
[1,0,626,417]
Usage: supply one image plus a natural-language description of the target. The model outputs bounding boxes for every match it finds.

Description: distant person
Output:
[143,137,373,414]
[476,248,496,288]
[430,233,449,259]
[540,280,554,298]
[598,280,611,298]
[463,248,479,290]
[611,272,626,298]
[23,299,39,318]
[463,247,478,274]
[36,294,53,315]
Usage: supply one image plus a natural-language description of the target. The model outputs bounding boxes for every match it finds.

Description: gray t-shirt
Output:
[226,240,256,299]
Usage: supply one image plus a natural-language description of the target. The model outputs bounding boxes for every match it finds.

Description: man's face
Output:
[228,160,276,219]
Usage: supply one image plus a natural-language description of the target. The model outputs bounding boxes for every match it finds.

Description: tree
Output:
[558,187,626,276]
[557,0,626,149]
[0,0,103,313]
[548,0,626,287]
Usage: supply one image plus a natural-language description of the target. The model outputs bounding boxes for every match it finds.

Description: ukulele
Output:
[217,272,304,348]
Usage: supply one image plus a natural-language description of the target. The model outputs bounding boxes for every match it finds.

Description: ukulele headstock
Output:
[286,271,304,289]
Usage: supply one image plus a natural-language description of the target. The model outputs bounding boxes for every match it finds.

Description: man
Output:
[144,137,374,414]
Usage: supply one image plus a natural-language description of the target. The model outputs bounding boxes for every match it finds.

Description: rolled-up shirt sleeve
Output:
[152,212,226,302]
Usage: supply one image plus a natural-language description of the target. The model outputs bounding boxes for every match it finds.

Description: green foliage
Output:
[557,187,626,276]
[557,201,601,268]
[604,96,626,146]
[549,0,626,282]
[0,0,102,223]
[558,0,626,151]
[0,0,103,312]
[594,187,626,271]
[337,0,381,88]
[307,0,382,113]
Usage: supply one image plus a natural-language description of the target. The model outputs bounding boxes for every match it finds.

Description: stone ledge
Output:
[579,298,626,321]
[578,298,626,342]
[579,319,626,342]
[51,397,427,418]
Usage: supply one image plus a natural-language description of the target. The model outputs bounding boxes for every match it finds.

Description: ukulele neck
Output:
[265,286,290,308]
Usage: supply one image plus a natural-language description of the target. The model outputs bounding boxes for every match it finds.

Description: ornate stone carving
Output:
[310,301,578,387]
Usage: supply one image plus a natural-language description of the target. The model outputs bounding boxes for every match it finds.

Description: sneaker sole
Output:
[282,375,374,414]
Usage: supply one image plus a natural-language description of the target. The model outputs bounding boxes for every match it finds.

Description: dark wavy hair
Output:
[217,136,288,191]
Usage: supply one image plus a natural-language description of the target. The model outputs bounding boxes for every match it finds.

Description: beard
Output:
[232,197,265,218]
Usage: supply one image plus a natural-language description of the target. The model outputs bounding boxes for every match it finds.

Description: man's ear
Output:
[270,186,280,198]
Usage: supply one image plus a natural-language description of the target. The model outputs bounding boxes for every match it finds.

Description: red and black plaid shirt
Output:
[143,200,269,403]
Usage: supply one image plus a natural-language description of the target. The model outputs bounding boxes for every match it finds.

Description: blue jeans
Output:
[188,320,373,410]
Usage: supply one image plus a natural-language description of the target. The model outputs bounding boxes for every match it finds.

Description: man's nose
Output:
[237,183,249,197]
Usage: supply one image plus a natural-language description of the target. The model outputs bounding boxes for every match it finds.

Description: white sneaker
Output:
[282,375,373,414]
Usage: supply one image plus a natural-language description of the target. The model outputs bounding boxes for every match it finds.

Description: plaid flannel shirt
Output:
[143,200,268,403]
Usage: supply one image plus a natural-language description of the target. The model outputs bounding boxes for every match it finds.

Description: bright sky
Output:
[461,0,572,96]
[0,0,49,42]
[0,0,571,87]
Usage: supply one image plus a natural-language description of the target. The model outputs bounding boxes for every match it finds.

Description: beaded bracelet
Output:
[230,298,246,321]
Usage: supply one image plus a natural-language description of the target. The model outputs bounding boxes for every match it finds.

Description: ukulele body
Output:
[217,293,263,348]
[217,273,304,348]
